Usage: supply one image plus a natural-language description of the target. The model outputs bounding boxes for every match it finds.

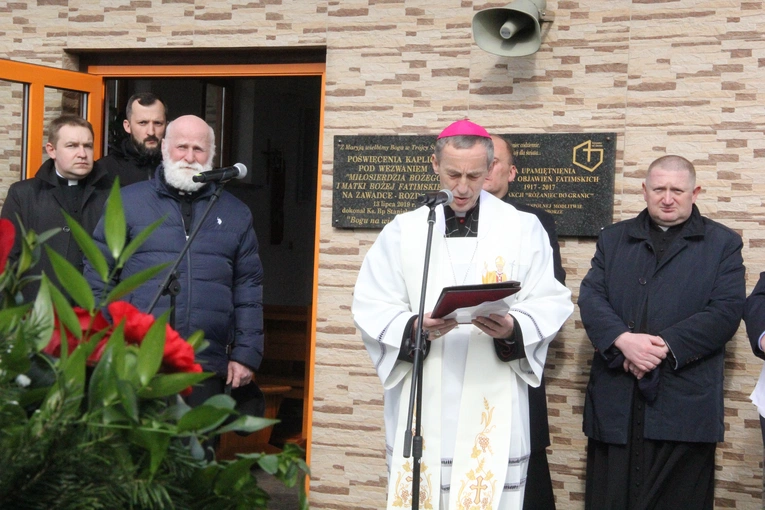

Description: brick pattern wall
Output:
[2,0,765,508]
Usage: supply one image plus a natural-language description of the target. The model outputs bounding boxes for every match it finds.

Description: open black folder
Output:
[431,280,521,323]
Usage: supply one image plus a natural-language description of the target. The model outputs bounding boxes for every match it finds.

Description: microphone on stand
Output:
[192,163,248,183]
[417,189,454,207]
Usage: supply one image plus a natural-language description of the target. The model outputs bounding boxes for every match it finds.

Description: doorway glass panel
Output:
[41,87,86,165]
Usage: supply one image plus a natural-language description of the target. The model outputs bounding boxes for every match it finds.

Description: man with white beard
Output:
[86,115,265,411]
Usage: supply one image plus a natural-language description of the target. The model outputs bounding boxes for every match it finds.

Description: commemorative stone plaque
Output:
[332,133,616,237]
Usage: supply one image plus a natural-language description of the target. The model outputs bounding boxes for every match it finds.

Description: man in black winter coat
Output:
[1,114,112,302]
[484,134,565,510]
[98,92,167,187]
[579,155,745,509]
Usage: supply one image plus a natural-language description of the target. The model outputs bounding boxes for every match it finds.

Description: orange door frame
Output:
[85,62,325,472]
[0,58,104,177]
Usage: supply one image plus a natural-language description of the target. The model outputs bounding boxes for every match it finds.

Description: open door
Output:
[0,58,103,178]
[86,63,324,469]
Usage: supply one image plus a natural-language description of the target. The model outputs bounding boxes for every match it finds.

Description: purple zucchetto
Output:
[437,119,491,139]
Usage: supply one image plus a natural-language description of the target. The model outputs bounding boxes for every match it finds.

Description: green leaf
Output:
[29,277,55,351]
[214,457,260,494]
[17,386,49,408]
[176,405,233,433]
[35,227,61,245]
[137,372,211,399]
[88,334,120,411]
[46,275,81,341]
[116,216,165,269]
[16,224,36,276]
[136,311,168,387]
[189,464,219,496]
[117,379,139,423]
[2,327,31,376]
[201,393,236,410]
[44,246,95,312]
[105,263,169,304]
[61,329,108,389]
[0,401,28,430]
[124,347,139,386]
[104,180,126,259]
[186,329,206,352]
[216,415,278,435]
[129,427,170,478]
[257,454,280,475]
[63,211,109,282]
[163,397,191,422]
[101,404,130,425]
[0,304,30,334]
[110,322,127,380]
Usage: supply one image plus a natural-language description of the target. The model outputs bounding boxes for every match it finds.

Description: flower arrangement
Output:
[0,183,309,509]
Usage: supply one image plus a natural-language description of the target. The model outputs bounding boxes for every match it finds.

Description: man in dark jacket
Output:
[579,155,745,509]
[98,92,167,187]
[1,114,112,302]
[86,114,263,401]
[743,273,765,447]
[484,134,565,510]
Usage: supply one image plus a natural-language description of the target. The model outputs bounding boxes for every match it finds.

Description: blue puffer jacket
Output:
[86,168,264,377]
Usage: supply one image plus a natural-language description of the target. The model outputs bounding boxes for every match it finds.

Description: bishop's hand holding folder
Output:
[431,280,522,324]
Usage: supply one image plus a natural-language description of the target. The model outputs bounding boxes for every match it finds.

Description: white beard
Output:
[163,158,209,192]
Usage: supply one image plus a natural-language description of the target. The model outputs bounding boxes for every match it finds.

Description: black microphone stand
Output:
[146,181,228,327]
[403,203,439,510]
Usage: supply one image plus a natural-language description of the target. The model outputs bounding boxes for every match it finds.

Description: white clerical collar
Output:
[55,170,80,186]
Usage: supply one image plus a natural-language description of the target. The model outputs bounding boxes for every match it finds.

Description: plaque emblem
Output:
[572,140,604,173]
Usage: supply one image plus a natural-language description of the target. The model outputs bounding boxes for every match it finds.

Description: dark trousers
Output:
[185,376,225,407]
[523,448,556,510]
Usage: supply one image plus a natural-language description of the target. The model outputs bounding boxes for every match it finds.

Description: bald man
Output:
[485,134,565,509]
[579,155,745,509]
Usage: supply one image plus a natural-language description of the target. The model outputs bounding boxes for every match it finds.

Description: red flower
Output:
[0,219,15,275]
[42,307,111,363]
[108,302,202,373]
[108,302,202,395]
[44,301,202,396]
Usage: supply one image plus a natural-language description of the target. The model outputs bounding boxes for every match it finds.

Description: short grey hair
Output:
[434,135,494,169]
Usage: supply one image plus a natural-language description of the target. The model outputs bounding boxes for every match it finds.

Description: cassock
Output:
[353,191,573,510]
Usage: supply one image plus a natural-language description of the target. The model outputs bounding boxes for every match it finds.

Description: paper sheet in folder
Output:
[431,281,522,324]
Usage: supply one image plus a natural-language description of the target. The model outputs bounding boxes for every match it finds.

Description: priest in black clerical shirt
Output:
[579,155,745,509]
[1,114,112,302]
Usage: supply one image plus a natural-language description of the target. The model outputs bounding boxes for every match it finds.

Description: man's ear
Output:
[44,142,56,161]
[431,154,439,175]
[123,118,132,134]
[507,165,517,184]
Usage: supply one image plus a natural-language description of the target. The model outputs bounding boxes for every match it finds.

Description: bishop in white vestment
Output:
[352,120,573,510]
